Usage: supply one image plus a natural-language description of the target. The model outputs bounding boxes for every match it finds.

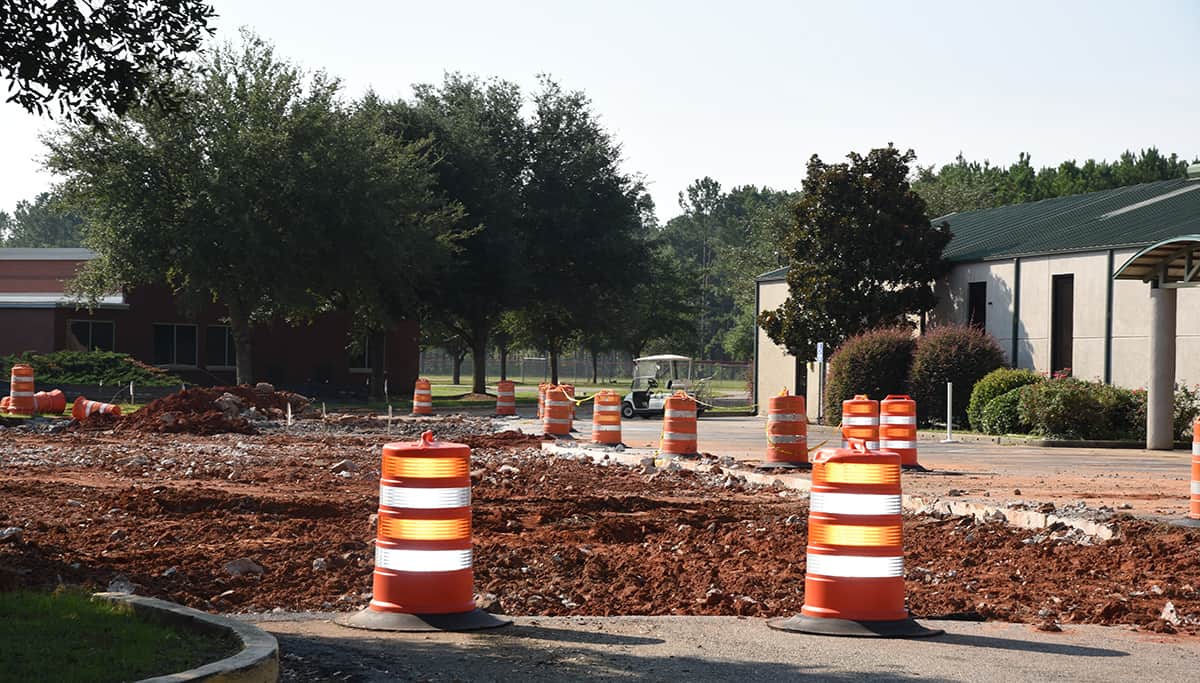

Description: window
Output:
[153,323,197,366]
[1051,274,1074,375]
[205,325,236,368]
[67,320,115,351]
[966,281,987,329]
[349,336,371,372]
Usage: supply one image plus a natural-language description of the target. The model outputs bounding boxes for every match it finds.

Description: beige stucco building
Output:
[755,174,1200,447]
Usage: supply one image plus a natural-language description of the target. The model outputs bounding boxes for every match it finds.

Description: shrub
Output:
[1174,384,1200,441]
[0,351,182,387]
[979,386,1029,435]
[908,324,1006,425]
[967,368,1044,431]
[823,327,916,426]
[1017,378,1145,440]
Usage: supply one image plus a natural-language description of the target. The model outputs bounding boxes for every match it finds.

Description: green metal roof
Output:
[939,178,1200,262]
[755,266,790,282]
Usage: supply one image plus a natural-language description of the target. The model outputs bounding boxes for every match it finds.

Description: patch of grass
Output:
[0,589,238,683]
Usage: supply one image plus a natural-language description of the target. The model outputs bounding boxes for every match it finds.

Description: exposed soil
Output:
[72,385,311,436]
[1,423,1198,635]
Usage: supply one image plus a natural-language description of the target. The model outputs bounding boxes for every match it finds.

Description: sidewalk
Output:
[250,614,1198,682]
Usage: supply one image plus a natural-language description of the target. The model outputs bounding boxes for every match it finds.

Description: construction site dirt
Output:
[2,416,1198,639]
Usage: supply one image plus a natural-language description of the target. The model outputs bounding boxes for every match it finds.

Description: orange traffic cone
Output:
[72,396,122,419]
[769,441,941,637]
[339,431,509,631]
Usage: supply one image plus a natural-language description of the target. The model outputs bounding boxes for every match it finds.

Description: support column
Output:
[1147,284,1177,450]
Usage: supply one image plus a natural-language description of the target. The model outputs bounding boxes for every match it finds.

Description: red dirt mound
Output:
[86,385,310,435]
[460,430,549,449]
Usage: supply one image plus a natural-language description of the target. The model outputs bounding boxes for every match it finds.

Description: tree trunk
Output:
[549,348,559,385]
[369,330,386,400]
[499,342,508,381]
[228,302,254,385]
[452,351,466,385]
[470,330,488,395]
[591,350,599,383]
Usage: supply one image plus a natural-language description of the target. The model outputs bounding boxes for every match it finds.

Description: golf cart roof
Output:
[634,354,692,362]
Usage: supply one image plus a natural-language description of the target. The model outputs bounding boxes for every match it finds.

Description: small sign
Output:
[816,342,825,363]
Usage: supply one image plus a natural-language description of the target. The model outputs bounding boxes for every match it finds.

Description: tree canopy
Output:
[47,31,457,383]
[0,0,215,121]
[759,146,952,359]
[0,191,84,247]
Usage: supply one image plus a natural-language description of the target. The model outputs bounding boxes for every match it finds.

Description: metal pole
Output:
[941,381,958,443]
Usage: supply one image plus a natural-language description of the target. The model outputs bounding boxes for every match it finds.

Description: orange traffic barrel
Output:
[536,383,550,419]
[561,384,576,424]
[0,396,10,413]
[759,389,808,469]
[33,390,66,415]
[72,396,122,419]
[660,390,699,457]
[841,395,878,451]
[339,430,510,631]
[411,378,432,416]
[591,390,622,445]
[1181,419,1200,528]
[880,395,926,471]
[769,442,941,637]
[495,380,516,416]
[542,385,572,437]
[8,364,35,416]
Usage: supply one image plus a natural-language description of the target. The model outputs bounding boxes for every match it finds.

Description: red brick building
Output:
[0,248,419,395]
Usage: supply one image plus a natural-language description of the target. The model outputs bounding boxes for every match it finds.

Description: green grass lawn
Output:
[0,589,238,683]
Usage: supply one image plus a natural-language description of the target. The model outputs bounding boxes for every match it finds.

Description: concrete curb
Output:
[93,592,279,683]
[539,442,1122,541]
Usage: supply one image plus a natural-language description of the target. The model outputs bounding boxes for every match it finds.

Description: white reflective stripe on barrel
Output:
[880,415,916,425]
[768,434,806,444]
[879,440,917,449]
[1193,443,1200,455]
[497,392,514,397]
[594,404,621,412]
[1192,481,1200,495]
[594,425,621,432]
[665,409,695,418]
[9,391,34,397]
[810,492,901,515]
[375,547,472,572]
[379,485,470,509]
[842,416,878,426]
[806,553,903,578]
[546,400,572,407]
[414,390,432,395]
[662,432,696,440]
[768,413,805,422]
[413,401,432,408]
[544,418,571,425]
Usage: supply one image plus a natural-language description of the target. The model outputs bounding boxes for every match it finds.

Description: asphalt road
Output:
[253,614,1199,682]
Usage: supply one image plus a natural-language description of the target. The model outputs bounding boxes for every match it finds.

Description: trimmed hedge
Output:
[979,386,1029,435]
[823,327,916,426]
[0,351,182,387]
[967,368,1044,431]
[909,324,1006,425]
[1016,378,1145,440]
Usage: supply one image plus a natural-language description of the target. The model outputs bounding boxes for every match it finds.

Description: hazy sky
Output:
[1,0,1197,220]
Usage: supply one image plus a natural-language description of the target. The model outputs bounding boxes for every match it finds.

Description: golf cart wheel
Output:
[621,402,635,419]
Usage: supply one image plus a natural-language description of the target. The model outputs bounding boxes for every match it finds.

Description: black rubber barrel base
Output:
[337,608,512,632]
[1173,517,1200,528]
[767,614,943,638]
[544,433,576,441]
[903,464,931,472]
[755,461,812,471]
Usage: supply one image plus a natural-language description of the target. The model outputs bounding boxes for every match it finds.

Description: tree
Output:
[759,145,952,359]
[1,192,84,247]
[48,31,456,383]
[517,77,650,383]
[1,0,215,121]
[382,74,529,394]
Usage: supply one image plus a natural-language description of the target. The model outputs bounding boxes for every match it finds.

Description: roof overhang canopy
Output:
[1114,235,1200,288]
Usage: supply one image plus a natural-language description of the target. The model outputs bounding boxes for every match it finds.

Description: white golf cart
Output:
[621,354,710,419]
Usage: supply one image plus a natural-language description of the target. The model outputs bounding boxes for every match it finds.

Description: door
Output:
[967,281,987,329]
[1051,274,1074,376]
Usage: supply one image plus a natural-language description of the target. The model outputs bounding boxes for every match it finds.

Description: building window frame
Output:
[205,325,236,370]
[67,319,116,352]
[152,322,199,369]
